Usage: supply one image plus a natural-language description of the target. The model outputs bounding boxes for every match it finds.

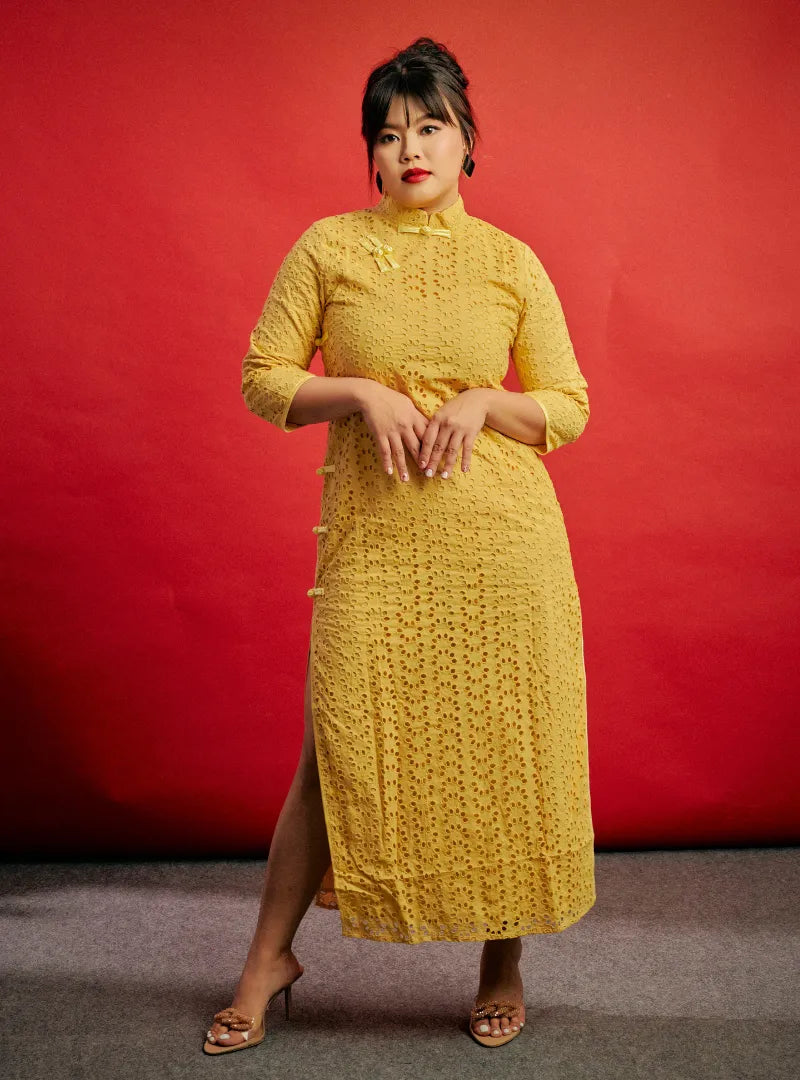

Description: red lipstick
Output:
[402,169,431,183]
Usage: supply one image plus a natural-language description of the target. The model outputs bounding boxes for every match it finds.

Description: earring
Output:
[462,150,475,177]
[376,171,382,193]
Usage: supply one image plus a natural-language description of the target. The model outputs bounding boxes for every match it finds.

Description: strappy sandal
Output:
[468,998,525,1047]
[202,971,303,1055]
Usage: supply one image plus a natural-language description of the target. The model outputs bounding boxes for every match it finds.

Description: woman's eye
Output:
[378,125,440,144]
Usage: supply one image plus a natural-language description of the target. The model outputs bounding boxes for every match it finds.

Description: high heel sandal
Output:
[468,998,525,1047]
[202,971,303,1055]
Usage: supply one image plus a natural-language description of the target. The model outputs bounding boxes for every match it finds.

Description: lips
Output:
[402,169,430,180]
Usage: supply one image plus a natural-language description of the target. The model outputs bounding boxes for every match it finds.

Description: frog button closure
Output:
[359,233,400,273]
[309,464,336,597]
[397,223,452,238]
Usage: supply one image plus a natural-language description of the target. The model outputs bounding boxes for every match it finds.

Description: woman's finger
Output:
[388,431,410,482]
[460,432,475,473]
[403,423,423,468]
[418,418,441,474]
[439,432,463,479]
[422,421,454,478]
[377,434,395,476]
[412,417,429,462]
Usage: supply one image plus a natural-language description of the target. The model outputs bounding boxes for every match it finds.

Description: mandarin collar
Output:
[371,190,467,231]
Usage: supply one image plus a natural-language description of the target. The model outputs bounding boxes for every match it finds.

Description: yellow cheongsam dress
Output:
[241,190,596,943]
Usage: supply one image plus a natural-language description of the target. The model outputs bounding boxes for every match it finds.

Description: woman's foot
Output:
[471,937,526,1039]
[206,949,304,1048]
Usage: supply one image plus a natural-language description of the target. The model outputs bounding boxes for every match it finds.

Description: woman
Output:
[204,36,595,1054]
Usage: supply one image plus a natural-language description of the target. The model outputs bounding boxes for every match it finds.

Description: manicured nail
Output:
[425,468,433,477]
[441,471,448,479]
[387,466,392,474]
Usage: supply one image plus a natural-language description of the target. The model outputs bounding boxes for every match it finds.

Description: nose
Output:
[399,135,422,161]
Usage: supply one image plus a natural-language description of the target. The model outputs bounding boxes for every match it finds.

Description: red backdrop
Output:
[2,1,798,855]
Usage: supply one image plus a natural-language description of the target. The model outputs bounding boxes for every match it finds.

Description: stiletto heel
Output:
[203,969,303,1055]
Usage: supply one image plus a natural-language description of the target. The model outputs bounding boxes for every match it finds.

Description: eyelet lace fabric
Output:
[242,191,595,943]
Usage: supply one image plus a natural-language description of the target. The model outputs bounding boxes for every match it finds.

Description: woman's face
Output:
[373,95,467,211]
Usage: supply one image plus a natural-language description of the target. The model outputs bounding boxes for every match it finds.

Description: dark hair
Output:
[361,37,479,193]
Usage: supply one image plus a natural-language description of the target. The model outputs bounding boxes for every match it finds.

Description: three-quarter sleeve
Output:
[510,242,589,456]
[241,223,326,432]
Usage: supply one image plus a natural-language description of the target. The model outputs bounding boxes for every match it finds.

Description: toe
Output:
[208,1022,245,1046]
[207,1022,226,1043]
[473,1018,492,1036]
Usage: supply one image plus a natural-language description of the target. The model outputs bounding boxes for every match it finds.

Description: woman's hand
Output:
[418,388,490,478]
[358,382,431,481]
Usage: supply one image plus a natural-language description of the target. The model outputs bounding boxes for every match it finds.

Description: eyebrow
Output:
[379,113,440,131]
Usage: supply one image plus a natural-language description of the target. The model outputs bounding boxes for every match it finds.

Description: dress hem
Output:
[323,838,597,945]
[334,888,597,944]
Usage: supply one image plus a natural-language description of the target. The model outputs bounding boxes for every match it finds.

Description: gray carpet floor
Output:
[1,847,798,1079]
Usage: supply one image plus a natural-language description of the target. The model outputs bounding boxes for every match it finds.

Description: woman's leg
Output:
[471,937,526,1038]
[207,653,332,1046]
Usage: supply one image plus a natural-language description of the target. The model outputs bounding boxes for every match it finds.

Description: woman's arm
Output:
[500,241,590,455]
[241,222,396,431]
[242,222,363,432]
[285,375,374,427]
[461,387,548,446]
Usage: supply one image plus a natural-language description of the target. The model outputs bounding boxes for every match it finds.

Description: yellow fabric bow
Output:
[397,224,452,238]
[359,233,400,272]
